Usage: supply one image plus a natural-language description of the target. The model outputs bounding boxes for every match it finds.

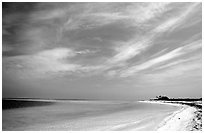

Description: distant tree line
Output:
[152,95,202,101]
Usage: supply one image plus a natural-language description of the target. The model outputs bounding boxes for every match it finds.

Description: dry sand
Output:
[140,100,202,131]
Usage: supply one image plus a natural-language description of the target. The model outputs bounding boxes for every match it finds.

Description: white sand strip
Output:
[157,106,196,131]
[139,100,198,131]
[138,100,181,107]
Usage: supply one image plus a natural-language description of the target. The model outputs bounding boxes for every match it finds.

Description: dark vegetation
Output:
[151,95,202,101]
[150,96,202,109]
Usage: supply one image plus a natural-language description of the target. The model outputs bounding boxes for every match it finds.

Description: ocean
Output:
[2,99,181,131]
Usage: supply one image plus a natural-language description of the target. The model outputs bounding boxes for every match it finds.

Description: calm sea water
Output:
[2,100,181,131]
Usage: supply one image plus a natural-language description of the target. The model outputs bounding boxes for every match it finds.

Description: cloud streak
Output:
[2,2,202,99]
[119,37,201,77]
[119,47,183,77]
[3,3,202,79]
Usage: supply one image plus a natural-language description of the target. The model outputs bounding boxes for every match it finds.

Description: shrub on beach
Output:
[156,95,169,100]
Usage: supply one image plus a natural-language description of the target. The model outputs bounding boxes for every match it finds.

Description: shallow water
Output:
[2,100,181,131]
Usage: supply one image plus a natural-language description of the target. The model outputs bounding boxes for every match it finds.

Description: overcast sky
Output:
[2,2,202,100]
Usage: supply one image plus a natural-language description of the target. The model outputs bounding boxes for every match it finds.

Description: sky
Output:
[2,2,202,100]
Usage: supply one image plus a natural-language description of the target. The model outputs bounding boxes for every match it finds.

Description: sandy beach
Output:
[2,99,180,131]
[140,100,202,131]
[3,99,202,131]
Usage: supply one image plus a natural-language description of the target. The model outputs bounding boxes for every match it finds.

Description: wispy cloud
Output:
[3,48,99,78]
[2,2,202,99]
[107,37,153,64]
[119,47,183,77]
[144,61,201,81]
[36,48,76,59]
[62,3,171,31]
[127,3,171,24]
[153,3,201,33]
[155,53,201,70]
[3,2,202,80]
[119,38,201,77]
[103,3,201,72]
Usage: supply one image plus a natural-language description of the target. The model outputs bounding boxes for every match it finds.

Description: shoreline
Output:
[2,99,202,131]
[139,100,202,131]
